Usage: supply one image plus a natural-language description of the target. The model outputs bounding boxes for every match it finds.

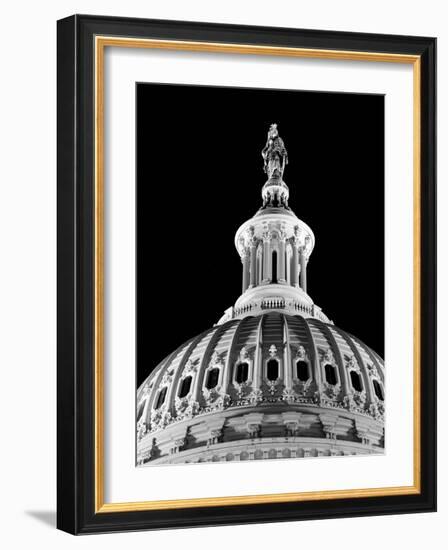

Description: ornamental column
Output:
[262,232,272,283]
[299,248,307,293]
[249,241,257,288]
[242,248,250,292]
[291,239,299,287]
[278,238,286,283]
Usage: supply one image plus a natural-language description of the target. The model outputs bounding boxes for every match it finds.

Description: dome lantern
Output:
[220,124,327,325]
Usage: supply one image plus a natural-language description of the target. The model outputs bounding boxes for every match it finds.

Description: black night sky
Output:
[137,83,384,386]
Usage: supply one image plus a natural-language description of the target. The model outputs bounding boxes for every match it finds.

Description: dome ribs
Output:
[253,314,265,391]
[165,328,216,416]
[141,340,193,418]
[330,325,377,407]
[224,315,259,395]
[138,335,193,398]
[314,320,350,396]
[300,318,326,391]
[328,329,354,364]
[261,313,284,391]
[289,314,321,390]
[187,327,222,406]
[138,336,199,428]
[350,333,385,383]
[370,347,384,369]
[281,315,293,392]
[196,320,239,405]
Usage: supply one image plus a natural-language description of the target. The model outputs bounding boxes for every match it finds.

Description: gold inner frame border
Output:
[94,35,421,513]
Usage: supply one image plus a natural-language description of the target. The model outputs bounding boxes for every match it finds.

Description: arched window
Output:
[373,379,384,401]
[271,250,278,283]
[235,362,248,384]
[178,376,192,398]
[155,386,167,409]
[296,360,309,381]
[267,358,279,381]
[350,370,363,392]
[205,367,219,389]
[324,363,337,386]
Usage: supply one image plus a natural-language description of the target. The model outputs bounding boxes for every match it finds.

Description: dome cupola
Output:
[219,124,328,325]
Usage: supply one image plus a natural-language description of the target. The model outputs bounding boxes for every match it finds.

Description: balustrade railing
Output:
[223,299,331,324]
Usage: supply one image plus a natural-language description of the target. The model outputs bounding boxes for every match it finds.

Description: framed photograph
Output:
[57,15,436,534]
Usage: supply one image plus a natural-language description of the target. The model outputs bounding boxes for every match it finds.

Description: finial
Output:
[261,123,288,181]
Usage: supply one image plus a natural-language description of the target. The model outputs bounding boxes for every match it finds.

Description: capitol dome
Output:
[137,123,385,465]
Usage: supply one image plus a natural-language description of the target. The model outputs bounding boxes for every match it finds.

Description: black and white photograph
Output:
[136,83,385,466]
[0,0,440,543]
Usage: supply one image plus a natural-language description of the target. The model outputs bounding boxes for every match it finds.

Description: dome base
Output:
[137,399,384,466]
[138,436,384,466]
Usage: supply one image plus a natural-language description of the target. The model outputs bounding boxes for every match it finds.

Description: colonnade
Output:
[241,237,308,293]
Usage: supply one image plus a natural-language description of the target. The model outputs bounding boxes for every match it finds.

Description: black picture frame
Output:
[57,14,436,535]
